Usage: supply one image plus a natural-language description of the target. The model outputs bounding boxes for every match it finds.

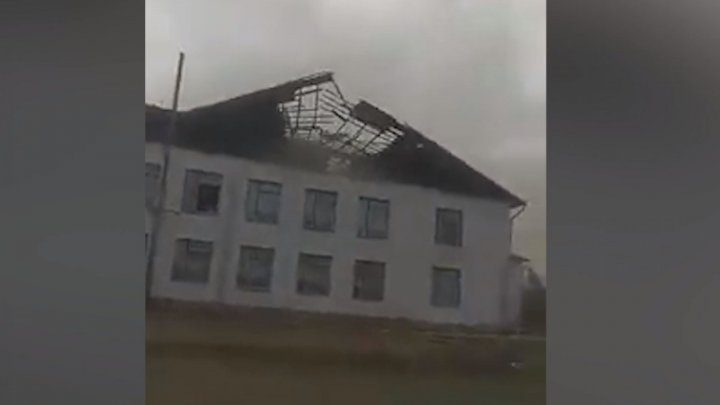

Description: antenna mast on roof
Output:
[146,51,185,300]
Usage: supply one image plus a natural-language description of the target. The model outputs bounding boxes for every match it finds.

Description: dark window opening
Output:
[196,184,220,213]
[353,260,386,302]
[181,169,223,215]
[296,253,332,296]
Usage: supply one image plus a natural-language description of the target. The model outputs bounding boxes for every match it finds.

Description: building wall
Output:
[503,260,526,328]
[145,143,517,326]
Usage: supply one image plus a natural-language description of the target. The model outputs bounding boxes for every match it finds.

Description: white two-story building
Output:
[145,73,527,328]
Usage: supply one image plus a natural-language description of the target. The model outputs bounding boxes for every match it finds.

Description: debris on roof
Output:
[145,72,525,207]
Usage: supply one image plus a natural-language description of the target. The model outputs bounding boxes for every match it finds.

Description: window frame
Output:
[181,169,223,216]
[170,238,214,284]
[352,260,386,302]
[296,253,333,297]
[302,188,338,232]
[245,179,282,224]
[357,197,390,239]
[434,208,463,247]
[236,245,275,293]
[430,266,462,308]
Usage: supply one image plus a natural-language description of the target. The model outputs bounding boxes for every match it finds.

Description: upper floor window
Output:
[181,169,222,215]
[303,189,338,232]
[435,208,463,246]
[245,180,282,224]
[145,162,161,209]
[357,197,390,239]
[171,239,213,284]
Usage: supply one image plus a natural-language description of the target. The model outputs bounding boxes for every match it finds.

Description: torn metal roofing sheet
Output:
[145,72,525,208]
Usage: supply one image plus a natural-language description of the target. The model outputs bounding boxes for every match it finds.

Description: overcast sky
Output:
[145,0,546,278]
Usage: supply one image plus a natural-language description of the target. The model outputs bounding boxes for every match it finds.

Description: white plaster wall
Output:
[145,143,517,326]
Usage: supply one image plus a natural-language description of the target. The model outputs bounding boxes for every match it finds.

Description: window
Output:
[303,189,337,232]
[296,253,332,296]
[237,246,274,292]
[431,267,461,308]
[435,208,463,246]
[171,239,213,283]
[353,260,386,302]
[181,169,222,215]
[245,180,282,224]
[145,163,161,208]
[358,197,390,239]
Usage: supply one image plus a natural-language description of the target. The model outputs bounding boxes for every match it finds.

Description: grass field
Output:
[147,351,544,405]
[146,302,545,405]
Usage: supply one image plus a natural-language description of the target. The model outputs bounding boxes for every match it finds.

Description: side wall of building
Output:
[145,144,515,326]
[504,260,526,328]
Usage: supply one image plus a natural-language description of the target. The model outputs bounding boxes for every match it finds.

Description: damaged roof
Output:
[145,72,525,208]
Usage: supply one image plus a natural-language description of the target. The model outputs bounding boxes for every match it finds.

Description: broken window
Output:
[237,246,274,292]
[181,169,222,215]
[171,239,213,284]
[431,267,461,308]
[435,208,463,246]
[145,162,161,209]
[303,189,337,232]
[245,180,282,224]
[353,260,386,302]
[358,197,390,239]
[296,253,332,297]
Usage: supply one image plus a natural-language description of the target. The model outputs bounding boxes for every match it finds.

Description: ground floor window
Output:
[296,253,332,296]
[171,239,213,283]
[237,246,275,292]
[431,267,461,308]
[352,260,386,302]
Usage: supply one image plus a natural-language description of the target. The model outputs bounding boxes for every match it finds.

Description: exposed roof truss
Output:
[277,72,406,156]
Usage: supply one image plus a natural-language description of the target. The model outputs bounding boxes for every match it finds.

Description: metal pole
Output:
[146,52,185,299]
